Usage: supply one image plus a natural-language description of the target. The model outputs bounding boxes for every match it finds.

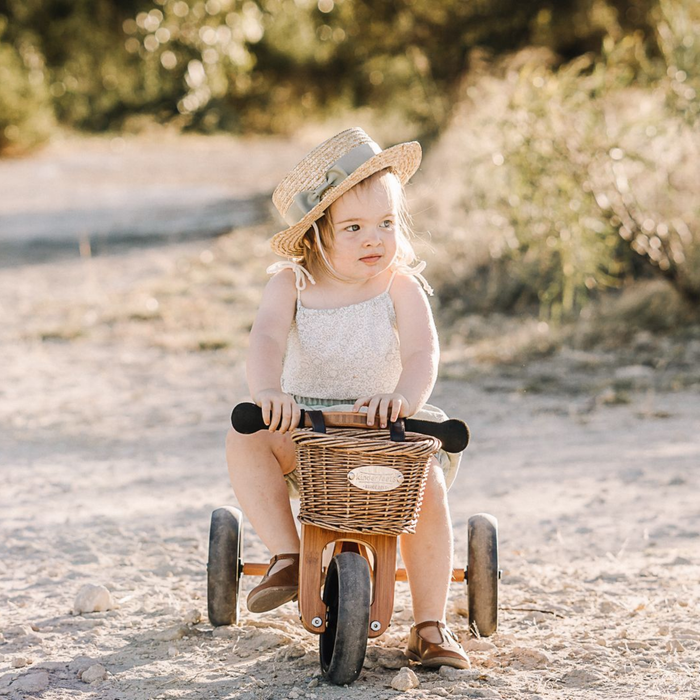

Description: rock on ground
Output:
[391,666,420,691]
[81,664,108,684]
[11,671,50,693]
[73,584,115,615]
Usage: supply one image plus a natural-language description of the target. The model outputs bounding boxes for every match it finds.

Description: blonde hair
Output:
[298,169,418,281]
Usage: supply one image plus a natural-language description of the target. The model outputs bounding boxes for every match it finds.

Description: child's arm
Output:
[353,274,439,426]
[246,270,300,433]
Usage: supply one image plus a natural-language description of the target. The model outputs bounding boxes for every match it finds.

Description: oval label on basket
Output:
[347,465,404,492]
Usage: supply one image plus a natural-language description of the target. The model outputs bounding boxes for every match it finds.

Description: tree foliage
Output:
[423,0,700,320]
[0,0,668,150]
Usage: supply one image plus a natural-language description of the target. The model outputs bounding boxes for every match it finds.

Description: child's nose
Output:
[363,226,382,244]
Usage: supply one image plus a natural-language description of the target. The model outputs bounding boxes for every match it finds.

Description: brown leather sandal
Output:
[405,620,471,669]
[246,553,300,613]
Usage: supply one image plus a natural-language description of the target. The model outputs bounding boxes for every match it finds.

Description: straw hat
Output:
[270,127,422,257]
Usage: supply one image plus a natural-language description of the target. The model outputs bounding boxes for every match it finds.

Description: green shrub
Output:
[0,19,54,153]
[421,0,700,321]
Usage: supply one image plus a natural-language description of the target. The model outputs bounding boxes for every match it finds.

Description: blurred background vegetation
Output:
[1,0,698,335]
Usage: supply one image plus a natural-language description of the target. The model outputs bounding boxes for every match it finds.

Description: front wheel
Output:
[207,506,243,626]
[319,552,371,685]
[467,513,499,637]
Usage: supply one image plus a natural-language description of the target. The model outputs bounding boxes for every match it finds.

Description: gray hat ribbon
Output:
[285,141,381,225]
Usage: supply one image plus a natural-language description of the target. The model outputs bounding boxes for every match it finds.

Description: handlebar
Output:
[231,402,470,453]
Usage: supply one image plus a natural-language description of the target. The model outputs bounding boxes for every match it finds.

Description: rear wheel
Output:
[207,506,243,626]
[319,552,371,685]
[467,513,499,637]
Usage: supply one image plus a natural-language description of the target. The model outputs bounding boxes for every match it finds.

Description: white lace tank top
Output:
[282,287,401,400]
[267,261,433,401]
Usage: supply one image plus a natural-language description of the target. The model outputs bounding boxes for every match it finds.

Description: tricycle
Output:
[207,403,500,685]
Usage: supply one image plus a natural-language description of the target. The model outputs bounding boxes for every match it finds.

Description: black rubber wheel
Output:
[467,513,499,637]
[319,552,371,685]
[207,506,243,626]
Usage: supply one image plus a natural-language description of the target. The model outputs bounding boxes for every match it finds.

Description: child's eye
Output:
[345,224,360,233]
[381,219,394,228]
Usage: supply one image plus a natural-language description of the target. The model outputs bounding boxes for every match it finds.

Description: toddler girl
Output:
[226,127,468,669]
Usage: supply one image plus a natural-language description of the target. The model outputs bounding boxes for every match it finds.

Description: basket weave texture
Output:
[292,427,440,536]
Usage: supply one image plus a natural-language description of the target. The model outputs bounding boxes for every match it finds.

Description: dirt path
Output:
[0,132,313,264]
[1,161,699,699]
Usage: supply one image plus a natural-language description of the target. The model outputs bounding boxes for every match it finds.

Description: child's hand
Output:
[353,393,410,428]
[255,389,301,433]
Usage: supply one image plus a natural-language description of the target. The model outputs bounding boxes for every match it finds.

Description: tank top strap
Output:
[390,260,434,296]
[385,269,399,293]
[266,260,316,300]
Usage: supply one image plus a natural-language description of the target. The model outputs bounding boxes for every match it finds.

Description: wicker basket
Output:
[292,427,441,536]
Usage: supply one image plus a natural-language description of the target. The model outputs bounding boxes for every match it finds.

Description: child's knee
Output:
[225,426,265,458]
[424,458,447,499]
[225,426,295,472]
[225,427,248,454]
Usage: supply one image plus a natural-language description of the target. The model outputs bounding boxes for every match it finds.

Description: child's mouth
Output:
[360,255,382,264]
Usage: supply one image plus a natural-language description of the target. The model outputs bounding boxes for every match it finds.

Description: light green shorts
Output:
[285,397,463,499]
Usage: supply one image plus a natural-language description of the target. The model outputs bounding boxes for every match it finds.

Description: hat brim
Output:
[270,140,422,258]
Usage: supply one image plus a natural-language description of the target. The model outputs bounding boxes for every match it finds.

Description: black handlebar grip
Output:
[231,402,271,434]
[230,402,469,452]
[404,418,470,453]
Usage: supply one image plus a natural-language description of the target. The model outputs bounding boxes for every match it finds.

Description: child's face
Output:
[327,176,398,282]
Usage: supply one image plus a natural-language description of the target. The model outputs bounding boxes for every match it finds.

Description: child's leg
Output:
[225,427,299,569]
[400,457,453,643]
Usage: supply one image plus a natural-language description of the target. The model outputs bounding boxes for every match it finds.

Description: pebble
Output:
[11,671,50,694]
[429,689,449,697]
[438,666,477,680]
[438,666,479,681]
[522,611,550,624]
[153,624,189,642]
[68,656,98,675]
[167,646,180,658]
[285,646,307,660]
[503,647,552,670]
[391,667,419,691]
[307,678,319,689]
[561,668,603,686]
[212,626,238,639]
[364,646,407,669]
[73,584,115,615]
[666,639,685,652]
[81,664,108,684]
[613,640,649,650]
[10,657,32,668]
[494,634,516,646]
[4,625,33,637]
[183,609,201,625]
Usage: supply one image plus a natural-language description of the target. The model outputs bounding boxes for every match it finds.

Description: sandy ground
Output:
[1,140,700,700]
